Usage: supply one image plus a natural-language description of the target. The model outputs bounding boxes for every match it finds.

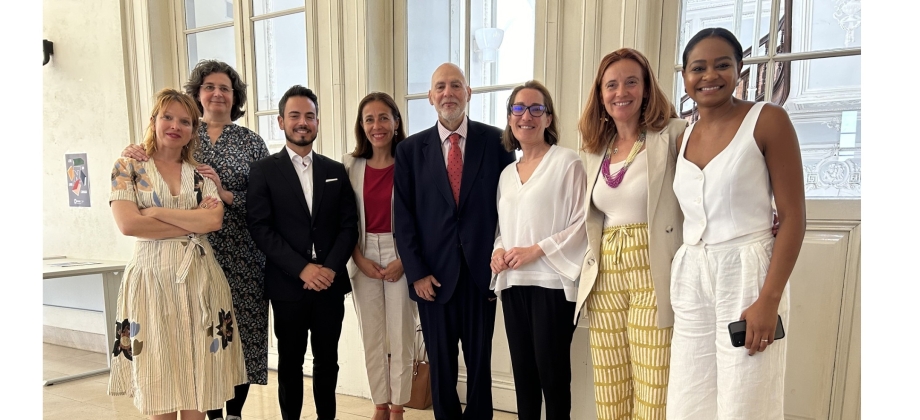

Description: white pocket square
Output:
[325,178,338,182]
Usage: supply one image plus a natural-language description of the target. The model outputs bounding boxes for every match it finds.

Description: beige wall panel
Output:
[598,0,626,54]
[784,227,851,419]
[341,0,362,158]
[553,0,595,152]
[833,225,861,420]
[364,0,395,96]
[839,261,860,420]
[313,0,343,158]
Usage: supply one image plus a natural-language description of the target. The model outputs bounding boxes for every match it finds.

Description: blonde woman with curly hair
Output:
[108,88,246,420]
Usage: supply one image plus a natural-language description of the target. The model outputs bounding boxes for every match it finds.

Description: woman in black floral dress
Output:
[124,60,269,420]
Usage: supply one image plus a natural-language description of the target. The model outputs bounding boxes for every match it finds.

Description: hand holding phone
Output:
[727,315,785,348]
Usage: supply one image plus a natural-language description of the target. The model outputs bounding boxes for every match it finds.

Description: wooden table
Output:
[43,257,125,386]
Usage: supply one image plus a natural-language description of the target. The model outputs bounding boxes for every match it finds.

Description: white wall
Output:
[43,0,135,262]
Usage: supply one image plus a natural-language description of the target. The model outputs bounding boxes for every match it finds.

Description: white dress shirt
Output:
[286,145,317,259]
[436,116,469,167]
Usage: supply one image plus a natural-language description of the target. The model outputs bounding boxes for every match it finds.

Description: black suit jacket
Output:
[394,119,515,303]
[247,148,358,301]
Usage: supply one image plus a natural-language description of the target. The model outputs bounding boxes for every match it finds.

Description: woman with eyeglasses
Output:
[123,60,270,420]
[573,48,687,420]
[489,80,587,420]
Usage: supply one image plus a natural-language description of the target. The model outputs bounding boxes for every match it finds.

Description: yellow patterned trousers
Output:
[587,223,672,420]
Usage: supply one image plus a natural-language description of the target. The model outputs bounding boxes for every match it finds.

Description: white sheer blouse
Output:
[491,145,588,302]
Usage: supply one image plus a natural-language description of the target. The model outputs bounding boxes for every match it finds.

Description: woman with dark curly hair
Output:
[123,60,270,420]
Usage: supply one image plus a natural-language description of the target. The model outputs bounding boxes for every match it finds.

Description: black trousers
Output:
[418,260,496,420]
[501,286,577,420]
[270,293,345,420]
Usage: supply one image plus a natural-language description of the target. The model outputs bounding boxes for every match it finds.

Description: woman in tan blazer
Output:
[574,48,686,420]
[343,92,416,420]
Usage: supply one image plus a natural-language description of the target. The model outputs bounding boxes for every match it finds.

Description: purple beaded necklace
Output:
[600,130,646,188]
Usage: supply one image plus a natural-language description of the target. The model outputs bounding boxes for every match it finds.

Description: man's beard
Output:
[437,105,465,124]
[286,132,316,147]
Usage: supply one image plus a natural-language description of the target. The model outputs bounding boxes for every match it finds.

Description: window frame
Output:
[394,0,544,133]
[662,0,861,102]
[659,0,862,203]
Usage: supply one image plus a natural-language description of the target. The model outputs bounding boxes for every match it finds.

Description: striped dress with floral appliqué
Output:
[106,157,247,416]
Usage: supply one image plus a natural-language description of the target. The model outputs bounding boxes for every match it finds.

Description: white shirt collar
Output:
[286,146,314,167]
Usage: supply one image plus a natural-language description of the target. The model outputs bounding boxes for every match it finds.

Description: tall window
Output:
[402,0,536,134]
[179,0,310,149]
[184,0,237,68]
[674,0,861,198]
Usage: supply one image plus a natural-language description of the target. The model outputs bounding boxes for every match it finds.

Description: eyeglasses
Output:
[510,104,549,117]
[202,84,233,94]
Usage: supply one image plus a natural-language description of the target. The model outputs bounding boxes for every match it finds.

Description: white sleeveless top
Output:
[674,102,773,245]
[592,149,649,227]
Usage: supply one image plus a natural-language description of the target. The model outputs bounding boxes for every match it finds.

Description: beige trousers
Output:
[351,232,418,405]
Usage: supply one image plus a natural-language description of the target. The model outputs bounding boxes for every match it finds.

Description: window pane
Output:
[185,0,234,29]
[252,0,304,16]
[469,89,511,130]
[253,13,307,111]
[406,91,511,138]
[469,0,534,88]
[679,0,781,63]
[187,27,236,72]
[406,99,440,136]
[407,0,453,95]
[790,0,861,52]
[784,56,861,198]
[258,114,285,144]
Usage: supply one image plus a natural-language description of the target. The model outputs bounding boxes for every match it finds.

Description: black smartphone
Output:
[727,315,785,348]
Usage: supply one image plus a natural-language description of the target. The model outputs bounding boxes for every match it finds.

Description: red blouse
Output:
[363,164,394,234]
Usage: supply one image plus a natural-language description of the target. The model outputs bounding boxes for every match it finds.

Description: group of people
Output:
[107,27,805,420]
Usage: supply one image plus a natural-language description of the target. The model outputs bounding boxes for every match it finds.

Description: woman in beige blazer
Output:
[343,92,416,420]
[574,48,686,420]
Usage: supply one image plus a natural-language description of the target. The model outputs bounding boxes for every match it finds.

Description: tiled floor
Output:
[43,343,519,419]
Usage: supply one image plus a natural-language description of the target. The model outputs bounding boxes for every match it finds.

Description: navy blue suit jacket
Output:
[394,119,515,303]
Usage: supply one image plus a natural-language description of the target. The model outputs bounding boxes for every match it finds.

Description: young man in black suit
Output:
[393,63,516,420]
[246,85,358,420]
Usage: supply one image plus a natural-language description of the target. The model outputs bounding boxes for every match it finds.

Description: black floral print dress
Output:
[197,122,271,385]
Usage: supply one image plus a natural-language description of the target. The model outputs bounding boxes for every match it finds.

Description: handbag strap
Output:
[414,324,428,363]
